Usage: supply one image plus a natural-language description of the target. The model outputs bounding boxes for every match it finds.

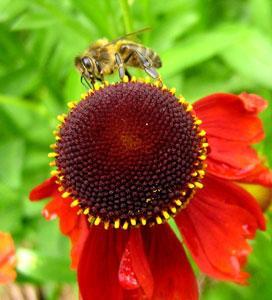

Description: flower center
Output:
[51,80,207,229]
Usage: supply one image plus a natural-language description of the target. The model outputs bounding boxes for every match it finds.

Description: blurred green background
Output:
[0,0,272,299]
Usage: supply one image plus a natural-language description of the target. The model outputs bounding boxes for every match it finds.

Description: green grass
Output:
[0,0,272,299]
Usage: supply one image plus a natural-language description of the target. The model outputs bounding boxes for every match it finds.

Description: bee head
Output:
[74,56,95,74]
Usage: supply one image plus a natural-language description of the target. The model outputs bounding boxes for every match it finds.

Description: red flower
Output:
[0,231,16,284]
[30,80,271,300]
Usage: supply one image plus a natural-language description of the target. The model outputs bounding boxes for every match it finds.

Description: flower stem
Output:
[119,0,133,33]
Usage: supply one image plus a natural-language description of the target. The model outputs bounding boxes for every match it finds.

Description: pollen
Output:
[50,80,208,229]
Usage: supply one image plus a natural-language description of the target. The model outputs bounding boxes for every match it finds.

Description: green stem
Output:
[119,0,133,33]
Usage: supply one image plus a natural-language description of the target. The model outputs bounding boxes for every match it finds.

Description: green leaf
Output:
[0,182,22,232]
[160,24,248,77]
[0,138,25,189]
[221,30,272,88]
[12,11,56,30]
[151,11,199,51]
[17,248,76,283]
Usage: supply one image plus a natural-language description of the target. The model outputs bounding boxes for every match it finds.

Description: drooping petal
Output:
[0,232,16,284]
[176,174,265,284]
[30,178,89,269]
[78,227,131,300]
[142,224,198,300]
[29,177,58,201]
[43,193,89,269]
[238,163,272,187]
[119,229,153,299]
[193,93,269,180]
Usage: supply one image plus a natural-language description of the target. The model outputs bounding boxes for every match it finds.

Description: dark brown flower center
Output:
[52,81,207,229]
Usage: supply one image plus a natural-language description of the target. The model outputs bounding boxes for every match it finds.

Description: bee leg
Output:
[115,53,125,80]
[125,69,131,80]
[135,50,159,79]
[81,75,93,90]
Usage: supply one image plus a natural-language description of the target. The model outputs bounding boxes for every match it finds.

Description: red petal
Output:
[142,224,198,300]
[239,93,268,113]
[69,216,89,269]
[78,227,130,300]
[176,175,265,283]
[193,93,268,180]
[41,190,89,269]
[238,163,272,187]
[0,232,16,284]
[29,177,58,201]
[119,229,153,299]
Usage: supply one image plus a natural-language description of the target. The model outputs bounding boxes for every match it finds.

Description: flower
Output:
[0,231,16,284]
[30,78,272,300]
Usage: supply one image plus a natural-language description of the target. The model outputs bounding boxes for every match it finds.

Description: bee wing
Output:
[105,27,151,46]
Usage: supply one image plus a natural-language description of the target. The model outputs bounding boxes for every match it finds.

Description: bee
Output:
[75,29,162,88]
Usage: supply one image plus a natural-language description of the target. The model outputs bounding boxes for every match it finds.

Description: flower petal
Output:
[78,227,131,300]
[238,163,272,187]
[0,232,16,284]
[31,178,89,269]
[119,229,153,299]
[43,193,89,269]
[193,93,268,180]
[29,177,58,201]
[176,174,265,283]
[142,224,198,300]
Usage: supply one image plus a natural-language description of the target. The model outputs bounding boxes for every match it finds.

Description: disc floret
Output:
[48,77,208,229]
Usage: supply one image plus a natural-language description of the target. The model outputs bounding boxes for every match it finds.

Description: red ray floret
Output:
[176,174,265,283]
[193,92,272,185]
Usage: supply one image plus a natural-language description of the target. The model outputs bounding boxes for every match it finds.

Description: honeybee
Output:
[75,29,162,88]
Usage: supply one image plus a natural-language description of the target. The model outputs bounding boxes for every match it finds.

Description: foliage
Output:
[0,0,271,299]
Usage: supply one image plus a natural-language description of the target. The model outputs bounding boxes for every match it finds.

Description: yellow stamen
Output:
[50,170,59,176]
[58,186,64,192]
[122,221,129,230]
[156,216,162,224]
[50,144,57,149]
[77,209,83,215]
[191,171,198,177]
[170,88,176,95]
[67,101,76,109]
[114,219,120,229]
[194,182,204,189]
[94,82,100,90]
[130,218,136,226]
[178,96,185,104]
[198,170,205,176]
[94,217,101,226]
[70,200,79,207]
[194,119,202,125]
[186,104,193,112]
[88,216,94,223]
[170,206,177,214]
[188,183,195,189]
[57,114,65,122]
[140,218,147,226]
[199,155,207,160]
[48,152,57,158]
[122,75,129,83]
[83,208,90,215]
[202,142,209,148]
[198,130,206,137]
[49,161,56,167]
[162,211,170,219]
[104,221,110,230]
[175,199,182,206]
[62,191,71,198]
